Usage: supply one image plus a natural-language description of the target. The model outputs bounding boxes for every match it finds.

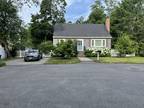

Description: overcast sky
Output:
[19,0,94,24]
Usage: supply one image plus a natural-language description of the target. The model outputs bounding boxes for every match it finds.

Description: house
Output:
[53,17,112,56]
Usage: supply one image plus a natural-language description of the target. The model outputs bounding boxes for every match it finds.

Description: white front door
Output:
[77,39,84,51]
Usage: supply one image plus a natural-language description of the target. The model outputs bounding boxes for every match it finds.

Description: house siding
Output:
[106,39,111,49]
[53,38,111,49]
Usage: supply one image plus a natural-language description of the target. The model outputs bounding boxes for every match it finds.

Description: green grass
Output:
[91,57,144,64]
[0,60,6,67]
[45,57,80,64]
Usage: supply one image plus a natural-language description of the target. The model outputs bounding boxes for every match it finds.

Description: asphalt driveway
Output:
[6,58,48,66]
[0,64,144,108]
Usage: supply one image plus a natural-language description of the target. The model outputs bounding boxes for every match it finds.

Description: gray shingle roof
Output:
[53,24,111,38]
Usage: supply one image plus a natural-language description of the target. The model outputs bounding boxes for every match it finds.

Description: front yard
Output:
[91,57,144,64]
[45,57,80,64]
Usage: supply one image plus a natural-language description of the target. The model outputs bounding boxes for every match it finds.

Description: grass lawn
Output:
[91,57,144,64]
[45,57,80,64]
[0,60,6,67]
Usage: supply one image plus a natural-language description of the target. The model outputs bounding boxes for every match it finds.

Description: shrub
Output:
[85,48,111,57]
[0,60,6,67]
[84,49,97,57]
[39,41,54,54]
[138,42,144,57]
[100,48,111,57]
[53,40,77,59]
[115,33,138,56]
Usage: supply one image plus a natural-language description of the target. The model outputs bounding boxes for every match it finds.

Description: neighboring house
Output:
[53,17,112,56]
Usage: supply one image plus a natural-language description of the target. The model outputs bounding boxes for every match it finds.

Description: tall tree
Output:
[87,0,105,24]
[75,16,85,24]
[30,0,67,47]
[111,0,144,50]
[103,0,118,16]
[0,0,22,57]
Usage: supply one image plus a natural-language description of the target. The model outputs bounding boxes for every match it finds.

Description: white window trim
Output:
[77,39,84,51]
[91,39,106,47]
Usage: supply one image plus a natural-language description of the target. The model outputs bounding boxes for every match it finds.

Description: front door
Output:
[77,39,84,51]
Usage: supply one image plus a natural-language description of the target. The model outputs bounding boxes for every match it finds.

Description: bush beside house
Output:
[52,40,78,59]
[84,48,111,57]
[39,41,54,55]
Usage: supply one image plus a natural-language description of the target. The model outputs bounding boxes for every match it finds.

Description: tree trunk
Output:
[0,40,11,58]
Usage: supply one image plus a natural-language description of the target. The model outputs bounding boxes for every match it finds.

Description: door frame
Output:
[77,39,84,51]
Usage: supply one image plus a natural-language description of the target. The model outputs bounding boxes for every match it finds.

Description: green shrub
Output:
[39,41,54,54]
[138,42,144,57]
[84,49,97,57]
[52,40,77,59]
[85,48,111,57]
[0,60,6,67]
[115,33,138,56]
[100,48,111,57]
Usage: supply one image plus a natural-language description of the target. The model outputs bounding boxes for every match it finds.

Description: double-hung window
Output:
[91,39,106,47]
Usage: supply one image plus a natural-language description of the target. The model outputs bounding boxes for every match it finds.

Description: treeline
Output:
[75,0,144,54]
[0,0,67,57]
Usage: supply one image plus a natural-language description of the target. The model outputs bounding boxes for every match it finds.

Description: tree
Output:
[103,0,118,16]
[75,16,85,24]
[39,41,54,54]
[0,0,22,57]
[111,0,144,50]
[115,33,138,56]
[87,0,105,24]
[30,0,67,47]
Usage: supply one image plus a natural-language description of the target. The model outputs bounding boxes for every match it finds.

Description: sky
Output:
[19,0,94,24]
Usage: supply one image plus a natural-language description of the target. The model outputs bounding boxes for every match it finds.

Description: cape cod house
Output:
[53,17,112,56]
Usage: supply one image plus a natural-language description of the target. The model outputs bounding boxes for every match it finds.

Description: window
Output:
[91,40,94,47]
[91,39,106,47]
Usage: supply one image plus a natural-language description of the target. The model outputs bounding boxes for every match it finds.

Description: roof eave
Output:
[53,36,112,39]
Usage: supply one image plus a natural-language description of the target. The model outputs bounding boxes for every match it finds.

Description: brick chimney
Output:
[105,16,110,32]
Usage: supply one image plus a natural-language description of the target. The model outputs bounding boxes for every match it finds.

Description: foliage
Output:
[84,49,97,57]
[115,34,138,56]
[53,40,77,59]
[139,42,144,57]
[87,0,105,24]
[30,0,67,47]
[75,16,85,24]
[111,0,144,49]
[39,41,54,54]
[0,0,22,57]
[100,48,111,57]
[85,48,111,57]
[46,57,80,64]
[0,60,6,67]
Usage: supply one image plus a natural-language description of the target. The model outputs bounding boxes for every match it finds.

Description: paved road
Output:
[6,58,48,66]
[0,64,144,108]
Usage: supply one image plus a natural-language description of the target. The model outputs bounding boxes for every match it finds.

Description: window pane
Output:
[103,40,106,47]
[91,40,94,47]
[95,40,101,47]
